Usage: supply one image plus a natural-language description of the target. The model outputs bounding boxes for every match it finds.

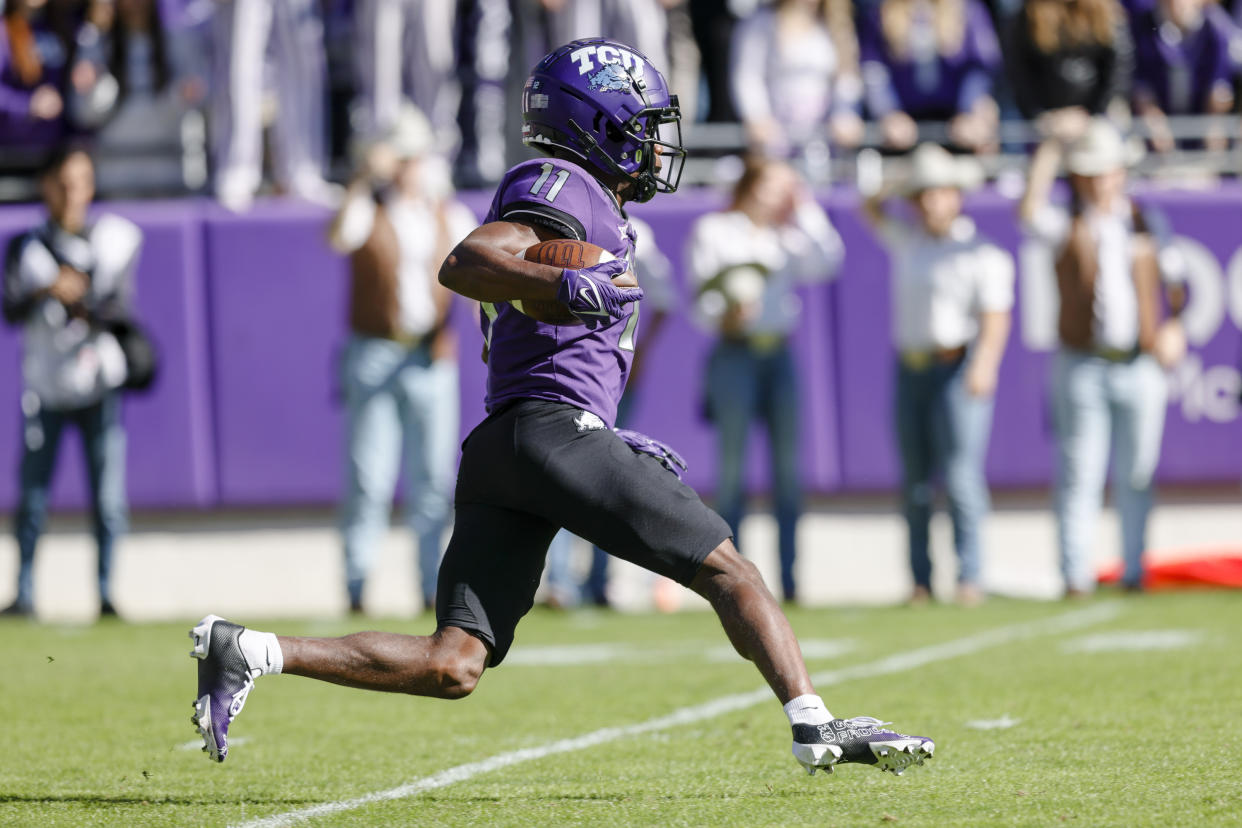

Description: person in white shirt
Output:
[729,0,863,169]
[2,147,142,618]
[687,156,843,603]
[864,143,1013,607]
[1019,117,1187,596]
[327,106,478,613]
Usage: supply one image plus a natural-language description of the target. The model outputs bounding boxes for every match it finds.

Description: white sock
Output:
[784,694,832,726]
[238,629,283,676]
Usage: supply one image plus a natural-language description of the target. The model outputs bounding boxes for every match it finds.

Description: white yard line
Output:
[231,602,1121,828]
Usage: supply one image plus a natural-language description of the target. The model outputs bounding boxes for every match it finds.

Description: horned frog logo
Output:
[589,63,632,93]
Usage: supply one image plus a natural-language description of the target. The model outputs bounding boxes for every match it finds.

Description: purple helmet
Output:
[522,38,685,203]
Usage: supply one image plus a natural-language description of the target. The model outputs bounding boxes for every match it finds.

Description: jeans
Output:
[706,340,801,601]
[340,336,458,606]
[14,392,127,609]
[1052,350,1167,592]
[894,358,994,590]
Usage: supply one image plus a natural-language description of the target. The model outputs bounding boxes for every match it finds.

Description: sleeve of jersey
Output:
[495,163,593,242]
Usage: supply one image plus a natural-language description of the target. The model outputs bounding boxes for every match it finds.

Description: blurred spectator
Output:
[556,0,674,72]
[320,0,357,169]
[1007,0,1134,130]
[504,0,563,182]
[863,144,1013,607]
[690,0,750,122]
[1129,0,1236,152]
[66,0,209,196]
[454,0,511,187]
[211,0,334,211]
[327,106,476,614]
[859,0,1002,152]
[353,0,460,161]
[2,148,141,618]
[1019,119,1188,595]
[730,0,864,167]
[687,157,843,603]
[0,0,73,171]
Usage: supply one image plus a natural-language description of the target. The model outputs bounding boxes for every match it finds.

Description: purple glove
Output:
[556,258,644,321]
[614,428,687,479]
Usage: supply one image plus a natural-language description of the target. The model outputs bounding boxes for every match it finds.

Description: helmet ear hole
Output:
[592,112,604,133]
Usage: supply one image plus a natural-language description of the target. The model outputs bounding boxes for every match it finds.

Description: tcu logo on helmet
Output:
[569,44,646,80]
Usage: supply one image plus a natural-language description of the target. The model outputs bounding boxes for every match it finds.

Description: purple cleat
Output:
[189,614,259,763]
[792,716,935,776]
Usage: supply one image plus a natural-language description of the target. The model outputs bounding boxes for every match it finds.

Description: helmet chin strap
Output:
[566,117,656,203]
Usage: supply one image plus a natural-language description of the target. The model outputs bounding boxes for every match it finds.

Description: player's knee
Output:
[425,631,487,699]
[692,540,766,597]
[434,656,482,699]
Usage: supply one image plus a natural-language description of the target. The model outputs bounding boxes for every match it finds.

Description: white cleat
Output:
[188,615,257,762]
[792,717,935,777]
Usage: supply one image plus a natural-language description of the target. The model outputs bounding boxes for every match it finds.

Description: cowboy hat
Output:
[904,143,984,194]
[1064,118,1144,177]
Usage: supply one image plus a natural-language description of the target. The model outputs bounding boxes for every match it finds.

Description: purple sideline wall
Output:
[1,185,1239,510]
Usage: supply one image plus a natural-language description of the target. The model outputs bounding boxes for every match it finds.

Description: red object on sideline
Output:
[1098,550,1242,589]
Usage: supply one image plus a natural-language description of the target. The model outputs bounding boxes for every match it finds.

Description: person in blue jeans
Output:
[687,157,843,602]
[1020,119,1186,595]
[864,144,1014,606]
[3,147,141,618]
[328,106,477,613]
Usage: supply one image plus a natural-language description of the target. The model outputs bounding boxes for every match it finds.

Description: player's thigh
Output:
[545,430,731,587]
[435,503,558,667]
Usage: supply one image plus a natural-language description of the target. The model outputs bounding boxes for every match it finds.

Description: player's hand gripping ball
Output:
[517,240,640,324]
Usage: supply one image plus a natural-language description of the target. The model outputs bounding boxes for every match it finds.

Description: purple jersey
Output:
[1130,5,1236,115]
[479,157,639,428]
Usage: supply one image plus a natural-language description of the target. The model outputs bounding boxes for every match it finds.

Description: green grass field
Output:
[2,592,1240,827]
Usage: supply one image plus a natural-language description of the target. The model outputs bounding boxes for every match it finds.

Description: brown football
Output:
[515,239,636,325]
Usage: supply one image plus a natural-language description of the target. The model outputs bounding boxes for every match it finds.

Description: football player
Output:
[188,38,934,777]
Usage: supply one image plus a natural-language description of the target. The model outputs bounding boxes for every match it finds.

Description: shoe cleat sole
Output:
[190,695,224,762]
[871,740,934,776]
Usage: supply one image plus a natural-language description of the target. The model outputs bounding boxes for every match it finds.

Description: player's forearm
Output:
[438,221,564,302]
[439,236,563,303]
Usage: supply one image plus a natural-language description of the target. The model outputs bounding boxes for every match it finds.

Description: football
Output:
[515,240,636,324]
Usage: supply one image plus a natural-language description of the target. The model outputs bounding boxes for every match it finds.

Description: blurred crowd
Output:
[2,0,1234,618]
[3,0,1242,203]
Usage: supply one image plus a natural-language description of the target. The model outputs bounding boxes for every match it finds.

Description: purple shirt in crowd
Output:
[1129,4,1237,113]
[859,0,1001,119]
[0,17,69,151]
[479,157,639,428]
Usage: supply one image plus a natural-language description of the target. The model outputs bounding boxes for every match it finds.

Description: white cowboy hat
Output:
[904,143,984,194]
[1064,118,1144,177]
[350,103,435,166]
[385,104,435,160]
